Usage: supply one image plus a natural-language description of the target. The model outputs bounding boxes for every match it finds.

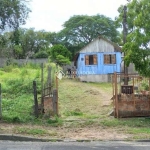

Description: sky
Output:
[23,0,128,32]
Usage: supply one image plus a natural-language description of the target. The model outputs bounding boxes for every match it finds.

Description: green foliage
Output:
[14,45,23,58]
[100,118,150,128]
[25,62,41,69]
[2,94,34,123]
[0,63,58,123]
[57,14,121,57]
[64,109,83,116]
[0,0,31,31]
[17,128,47,135]
[1,28,52,59]
[117,0,150,77]
[49,44,71,66]
[141,82,149,91]
[2,65,13,72]
[47,116,63,126]
[34,51,48,58]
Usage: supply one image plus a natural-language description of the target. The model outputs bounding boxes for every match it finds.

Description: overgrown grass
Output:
[0,63,58,123]
[2,64,150,139]
[100,118,150,127]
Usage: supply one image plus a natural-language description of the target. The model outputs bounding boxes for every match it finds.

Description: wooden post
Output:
[52,89,58,115]
[55,75,58,115]
[112,74,115,110]
[149,78,150,109]
[114,72,119,118]
[47,66,51,85]
[41,63,44,113]
[47,66,52,97]
[0,83,2,120]
[133,77,135,109]
[33,81,38,118]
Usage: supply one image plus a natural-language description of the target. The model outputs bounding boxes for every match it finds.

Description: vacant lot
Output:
[1,75,150,141]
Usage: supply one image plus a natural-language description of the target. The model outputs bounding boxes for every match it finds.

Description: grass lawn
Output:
[1,65,150,140]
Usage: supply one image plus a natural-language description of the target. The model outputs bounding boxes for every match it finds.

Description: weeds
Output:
[47,116,63,126]
[16,127,47,135]
[64,109,84,116]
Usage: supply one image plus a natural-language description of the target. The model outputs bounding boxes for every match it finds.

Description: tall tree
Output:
[0,0,31,62]
[11,28,51,59]
[56,14,121,58]
[118,0,150,77]
[1,28,53,59]
[0,0,31,31]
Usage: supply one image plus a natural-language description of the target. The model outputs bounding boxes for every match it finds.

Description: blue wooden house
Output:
[74,36,122,82]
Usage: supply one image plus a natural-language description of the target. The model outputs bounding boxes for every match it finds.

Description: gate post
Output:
[149,78,150,109]
[33,81,39,118]
[114,72,119,118]
[0,83,2,120]
[41,63,44,113]
[52,89,58,115]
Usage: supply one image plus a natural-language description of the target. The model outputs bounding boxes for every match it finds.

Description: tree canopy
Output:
[49,44,71,66]
[118,0,150,77]
[0,0,31,31]
[56,14,121,58]
[1,28,52,59]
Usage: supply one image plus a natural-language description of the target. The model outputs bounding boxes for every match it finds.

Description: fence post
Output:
[47,66,52,96]
[56,76,58,115]
[47,66,51,85]
[0,83,2,120]
[149,78,150,109]
[52,89,58,115]
[33,81,39,118]
[114,72,119,118]
[41,63,44,113]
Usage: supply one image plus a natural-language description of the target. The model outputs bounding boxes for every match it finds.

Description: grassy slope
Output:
[1,65,150,140]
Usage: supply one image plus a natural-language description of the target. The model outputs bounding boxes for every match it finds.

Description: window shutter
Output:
[85,55,89,65]
[111,54,116,64]
[93,55,97,65]
[104,55,109,64]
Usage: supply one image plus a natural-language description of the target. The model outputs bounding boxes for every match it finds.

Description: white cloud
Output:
[23,0,128,32]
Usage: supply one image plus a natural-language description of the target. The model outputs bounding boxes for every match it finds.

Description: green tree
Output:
[0,0,31,31]
[56,14,121,58]
[9,28,51,59]
[118,0,150,77]
[0,0,31,62]
[49,44,71,66]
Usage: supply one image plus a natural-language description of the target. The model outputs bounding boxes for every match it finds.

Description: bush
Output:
[34,51,48,58]
[2,65,13,72]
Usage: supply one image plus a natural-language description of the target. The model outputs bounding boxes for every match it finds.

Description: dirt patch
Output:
[0,123,131,140]
[57,127,130,140]
[84,89,100,95]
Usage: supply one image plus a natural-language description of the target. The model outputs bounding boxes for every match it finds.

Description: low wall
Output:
[0,58,48,67]
[115,95,150,117]
[78,74,120,83]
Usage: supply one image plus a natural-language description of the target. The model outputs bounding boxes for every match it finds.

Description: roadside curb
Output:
[0,134,150,142]
[0,134,92,142]
[0,134,63,142]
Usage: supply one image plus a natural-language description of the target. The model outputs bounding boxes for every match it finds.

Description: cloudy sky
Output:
[23,0,128,32]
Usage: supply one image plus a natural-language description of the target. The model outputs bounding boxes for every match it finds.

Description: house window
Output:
[104,54,116,64]
[85,55,97,65]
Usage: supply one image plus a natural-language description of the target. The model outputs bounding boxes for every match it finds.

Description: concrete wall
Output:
[79,74,111,82]
[0,58,48,67]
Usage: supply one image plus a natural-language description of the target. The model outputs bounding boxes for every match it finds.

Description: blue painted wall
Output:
[76,52,121,76]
